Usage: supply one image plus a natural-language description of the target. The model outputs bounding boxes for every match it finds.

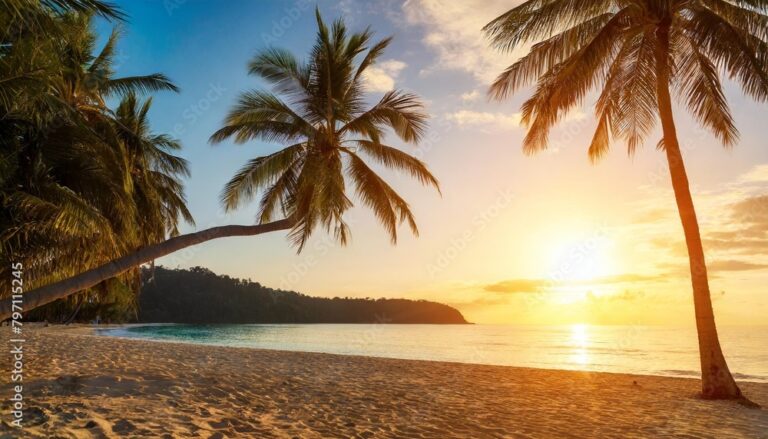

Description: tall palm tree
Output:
[0,11,439,320]
[484,0,767,399]
[1,10,188,321]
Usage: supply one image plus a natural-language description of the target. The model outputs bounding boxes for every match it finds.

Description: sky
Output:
[97,0,768,325]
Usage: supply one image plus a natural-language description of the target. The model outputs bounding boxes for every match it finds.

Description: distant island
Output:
[137,266,468,324]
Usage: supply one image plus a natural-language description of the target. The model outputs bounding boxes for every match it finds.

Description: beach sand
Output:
[1,326,767,438]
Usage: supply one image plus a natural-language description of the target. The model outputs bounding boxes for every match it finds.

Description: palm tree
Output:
[52,14,178,116]
[0,11,439,320]
[112,92,194,242]
[484,0,767,399]
[1,10,188,321]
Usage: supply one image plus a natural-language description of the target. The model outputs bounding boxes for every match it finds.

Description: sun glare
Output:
[546,235,616,284]
[569,324,591,365]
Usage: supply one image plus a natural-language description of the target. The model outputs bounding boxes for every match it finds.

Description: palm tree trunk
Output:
[654,25,741,399]
[0,218,294,321]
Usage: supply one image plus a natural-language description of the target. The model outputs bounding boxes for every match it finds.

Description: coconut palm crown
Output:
[210,10,439,250]
[484,0,767,158]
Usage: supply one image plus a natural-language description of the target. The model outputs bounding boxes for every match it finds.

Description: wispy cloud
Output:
[708,260,768,272]
[738,164,768,185]
[483,273,663,294]
[460,90,481,102]
[445,108,586,131]
[445,110,523,130]
[362,59,407,92]
[402,0,526,84]
[484,279,542,294]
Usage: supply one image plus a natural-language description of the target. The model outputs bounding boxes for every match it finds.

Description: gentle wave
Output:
[96,324,768,383]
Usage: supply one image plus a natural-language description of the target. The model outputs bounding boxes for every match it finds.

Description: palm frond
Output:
[685,5,768,102]
[675,36,739,146]
[104,74,180,96]
[220,143,305,211]
[484,0,616,51]
[350,140,440,192]
[490,12,614,100]
[209,90,315,144]
[519,7,639,153]
[343,149,418,244]
[88,27,121,74]
[248,47,311,99]
[341,90,428,143]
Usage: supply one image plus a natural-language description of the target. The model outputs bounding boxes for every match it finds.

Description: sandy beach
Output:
[1,326,767,438]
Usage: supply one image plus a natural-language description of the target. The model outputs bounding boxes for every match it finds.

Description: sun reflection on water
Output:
[569,324,591,366]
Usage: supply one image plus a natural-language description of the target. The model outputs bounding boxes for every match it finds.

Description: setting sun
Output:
[546,235,617,283]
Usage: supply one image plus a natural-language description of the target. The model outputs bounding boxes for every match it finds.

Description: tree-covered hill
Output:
[138,266,468,324]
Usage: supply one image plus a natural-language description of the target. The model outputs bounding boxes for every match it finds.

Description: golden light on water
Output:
[569,324,591,366]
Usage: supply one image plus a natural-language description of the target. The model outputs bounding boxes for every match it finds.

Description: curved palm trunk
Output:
[0,218,294,321]
[655,26,741,399]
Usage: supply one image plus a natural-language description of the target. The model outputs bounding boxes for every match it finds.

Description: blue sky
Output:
[96,1,768,325]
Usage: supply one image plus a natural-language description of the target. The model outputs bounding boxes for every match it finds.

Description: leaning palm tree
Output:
[1,12,186,321]
[484,0,767,399]
[0,11,439,319]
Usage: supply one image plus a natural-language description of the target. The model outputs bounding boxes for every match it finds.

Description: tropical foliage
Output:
[484,0,767,399]
[484,0,767,158]
[0,9,439,321]
[0,1,192,321]
[210,10,439,250]
[138,266,466,324]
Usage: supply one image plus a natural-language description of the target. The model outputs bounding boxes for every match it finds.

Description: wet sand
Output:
[1,326,767,438]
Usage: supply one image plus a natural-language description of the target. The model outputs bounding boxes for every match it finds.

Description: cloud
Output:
[590,274,662,284]
[483,273,662,294]
[707,260,768,272]
[731,195,768,228]
[705,238,768,255]
[650,189,768,257]
[633,209,674,224]
[586,290,647,302]
[402,0,527,84]
[448,296,510,309]
[446,110,523,130]
[700,194,768,254]
[444,108,584,131]
[461,90,481,102]
[484,279,543,293]
[738,164,768,185]
[362,59,407,92]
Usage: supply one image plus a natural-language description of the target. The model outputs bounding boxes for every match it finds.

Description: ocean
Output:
[96,323,768,382]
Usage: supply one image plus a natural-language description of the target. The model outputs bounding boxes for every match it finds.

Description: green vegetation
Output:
[1,1,191,321]
[0,6,438,320]
[136,266,467,324]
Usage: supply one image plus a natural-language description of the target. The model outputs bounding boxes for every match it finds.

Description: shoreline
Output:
[84,323,768,384]
[2,327,767,437]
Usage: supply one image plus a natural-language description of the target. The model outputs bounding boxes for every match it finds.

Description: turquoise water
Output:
[96,324,768,382]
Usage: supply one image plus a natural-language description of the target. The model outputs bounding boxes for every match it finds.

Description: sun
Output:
[546,234,616,284]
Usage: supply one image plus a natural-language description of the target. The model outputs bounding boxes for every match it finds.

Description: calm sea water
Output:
[97,324,768,382]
